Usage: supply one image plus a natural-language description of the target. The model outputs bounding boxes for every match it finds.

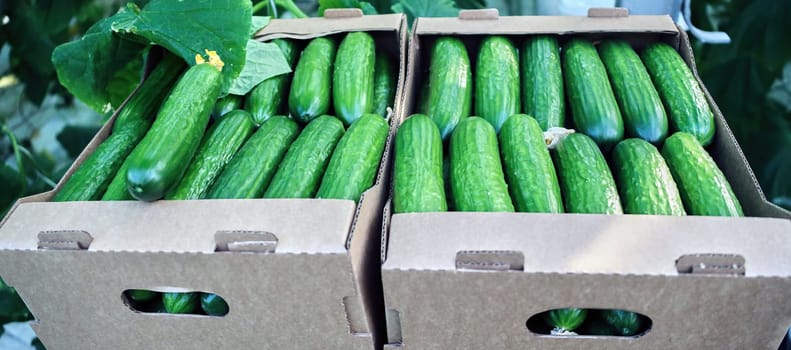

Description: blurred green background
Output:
[0,0,788,348]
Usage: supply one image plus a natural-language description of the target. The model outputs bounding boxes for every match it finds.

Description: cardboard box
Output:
[0,11,405,350]
[381,9,791,350]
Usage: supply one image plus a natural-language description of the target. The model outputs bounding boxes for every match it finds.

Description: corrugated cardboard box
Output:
[0,11,405,350]
[381,9,791,350]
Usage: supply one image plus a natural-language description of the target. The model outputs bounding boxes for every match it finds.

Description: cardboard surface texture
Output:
[0,13,407,350]
[382,11,791,350]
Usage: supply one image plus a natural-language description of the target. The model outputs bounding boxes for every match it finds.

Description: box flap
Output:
[255,13,405,40]
[414,15,678,36]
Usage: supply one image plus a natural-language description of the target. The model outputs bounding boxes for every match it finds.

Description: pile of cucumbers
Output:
[395,35,742,218]
[125,290,229,316]
[55,31,394,204]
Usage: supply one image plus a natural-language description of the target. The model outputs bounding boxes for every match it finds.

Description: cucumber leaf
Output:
[318,0,362,16]
[251,16,272,37]
[360,2,379,14]
[392,0,459,27]
[227,40,291,96]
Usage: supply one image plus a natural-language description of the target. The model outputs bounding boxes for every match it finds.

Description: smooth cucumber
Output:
[264,115,345,198]
[102,157,134,200]
[475,36,520,133]
[127,290,158,302]
[166,110,256,200]
[373,52,396,118]
[162,292,198,314]
[642,43,715,146]
[393,114,447,213]
[661,132,743,216]
[427,37,472,141]
[449,117,514,212]
[200,293,229,316]
[563,39,624,148]
[521,35,564,130]
[333,32,376,125]
[212,94,243,120]
[245,39,300,125]
[612,138,685,215]
[315,114,388,202]
[207,116,299,199]
[499,114,563,213]
[552,132,622,214]
[289,37,336,123]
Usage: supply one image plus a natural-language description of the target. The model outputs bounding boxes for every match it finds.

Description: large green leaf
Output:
[392,0,458,27]
[318,0,362,15]
[227,40,291,95]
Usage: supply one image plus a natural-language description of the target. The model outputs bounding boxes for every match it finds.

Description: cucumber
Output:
[552,133,622,214]
[212,94,243,120]
[289,37,336,124]
[315,114,388,202]
[545,308,587,333]
[54,116,151,202]
[563,39,624,148]
[475,36,520,133]
[521,35,564,130]
[200,293,229,316]
[393,114,447,213]
[126,59,224,201]
[166,110,256,200]
[264,115,345,198]
[162,292,198,314]
[373,52,396,118]
[207,116,300,199]
[127,290,158,302]
[602,309,642,336]
[612,138,685,215]
[449,117,514,212]
[333,32,376,125]
[599,40,668,145]
[499,114,563,213]
[245,39,300,125]
[101,158,134,200]
[661,132,743,216]
[642,43,715,146]
[427,37,472,141]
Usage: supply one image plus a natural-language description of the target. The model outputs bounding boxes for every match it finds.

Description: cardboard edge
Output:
[254,13,405,41]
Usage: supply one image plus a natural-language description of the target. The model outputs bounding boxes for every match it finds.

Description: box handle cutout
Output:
[587,7,629,18]
[458,8,499,20]
[676,253,745,276]
[38,230,92,250]
[215,230,277,253]
[526,308,652,338]
[122,289,229,317]
[324,8,364,18]
[456,250,524,271]
[343,296,369,335]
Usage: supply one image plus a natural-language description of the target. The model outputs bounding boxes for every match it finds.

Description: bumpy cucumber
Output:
[373,52,396,118]
[475,36,520,133]
[612,138,685,215]
[599,40,668,145]
[207,116,299,199]
[264,115,345,198]
[166,110,256,200]
[642,43,715,146]
[499,114,563,213]
[552,133,622,214]
[162,292,198,314]
[393,114,447,213]
[427,37,472,140]
[289,37,336,123]
[602,309,642,336]
[546,308,587,333]
[333,32,376,125]
[200,293,229,316]
[102,157,134,200]
[661,132,743,216]
[563,39,624,148]
[211,94,242,120]
[245,39,300,125]
[521,35,564,130]
[315,114,388,202]
[449,117,514,212]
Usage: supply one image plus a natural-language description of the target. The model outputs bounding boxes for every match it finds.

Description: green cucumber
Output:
[563,39,624,148]
[54,116,151,202]
[449,117,514,212]
[661,132,743,216]
[333,32,376,125]
[264,115,345,198]
[642,43,715,146]
[212,94,243,120]
[373,52,396,118]
[200,293,229,316]
[127,290,158,302]
[393,114,447,213]
[245,39,300,125]
[316,114,388,202]
[599,40,668,145]
[546,308,587,333]
[499,114,563,213]
[102,158,134,200]
[521,35,564,130]
[475,36,520,133]
[552,133,622,214]
[427,37,472,141]
[162,292,198,314]
[166,110,256,200]
[602,309,642,336]
[289,37,336,123]
[207,116,300,199]
[126,60,224,201]
[612,138,685,215]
